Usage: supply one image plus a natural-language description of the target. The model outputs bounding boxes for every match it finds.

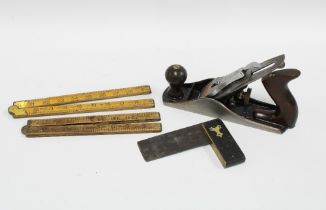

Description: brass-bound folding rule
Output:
[27,112,161,127]
[9,99,155,118]
[22,122,162,137]
[13,85,151,108]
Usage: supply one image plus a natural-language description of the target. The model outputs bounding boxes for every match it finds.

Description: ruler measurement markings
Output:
[13,85,151,108]
[27,112,161,126]
[10,99,155,118]
[23,123,162,137]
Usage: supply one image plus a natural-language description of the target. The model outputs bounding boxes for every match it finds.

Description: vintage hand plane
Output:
[163,55,300,133]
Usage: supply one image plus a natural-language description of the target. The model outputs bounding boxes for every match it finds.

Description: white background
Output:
[0,0,325,209]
